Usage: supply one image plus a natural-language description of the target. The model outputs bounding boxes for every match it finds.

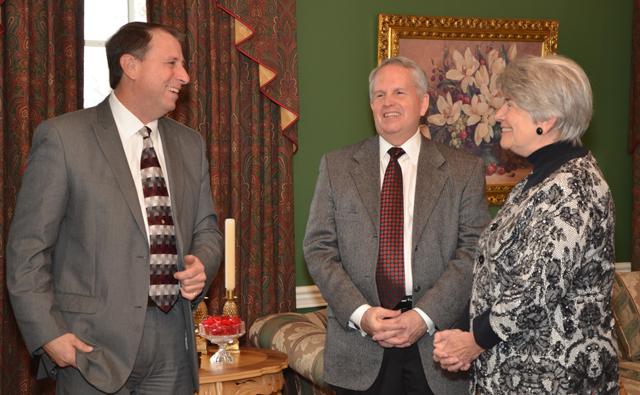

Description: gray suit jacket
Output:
[303,135,490,394]
[6,99,223,392]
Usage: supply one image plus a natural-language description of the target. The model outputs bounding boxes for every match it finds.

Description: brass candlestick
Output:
[223,289,239,316]
[193,298,209,366]
[222,288,240,351]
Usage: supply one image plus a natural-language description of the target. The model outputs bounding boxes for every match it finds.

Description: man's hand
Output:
[42,333,93,368]
[433,329,484,372]
[371,310,427,348]
[359,307,402,347]
[174,254,206,300]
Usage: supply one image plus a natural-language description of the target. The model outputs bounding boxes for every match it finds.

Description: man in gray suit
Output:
[7,22,222,394]
[303,56,490,394]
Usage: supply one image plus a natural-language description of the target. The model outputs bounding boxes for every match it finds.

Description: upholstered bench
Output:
[248,309,333,395]
[613,271,640,394]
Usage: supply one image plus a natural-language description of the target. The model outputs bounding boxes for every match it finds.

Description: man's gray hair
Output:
[368,56,429,101]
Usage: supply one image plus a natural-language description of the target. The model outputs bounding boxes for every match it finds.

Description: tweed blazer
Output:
[470,153,618,394]
[6,99,223,393]
[304,135,490,394]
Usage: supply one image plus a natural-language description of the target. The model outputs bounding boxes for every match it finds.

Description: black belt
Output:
[393,295,412,312]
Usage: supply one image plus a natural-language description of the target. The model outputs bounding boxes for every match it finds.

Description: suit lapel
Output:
[93,99,147,237]
[350,137,380,229]
[349,136,449,241]
[412,137,448,249]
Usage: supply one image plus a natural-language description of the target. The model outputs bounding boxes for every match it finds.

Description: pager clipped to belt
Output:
[394,295,412,312]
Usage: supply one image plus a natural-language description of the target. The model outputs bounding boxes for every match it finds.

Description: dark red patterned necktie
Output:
[376,147,405,309]
[140,126,179,312]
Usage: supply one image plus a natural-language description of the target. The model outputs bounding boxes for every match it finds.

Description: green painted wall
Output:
[294,0,633,286]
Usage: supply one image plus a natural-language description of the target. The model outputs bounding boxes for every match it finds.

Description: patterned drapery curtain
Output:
[146,0,298,332]
[631,0,640,271]
[0,1,84,394]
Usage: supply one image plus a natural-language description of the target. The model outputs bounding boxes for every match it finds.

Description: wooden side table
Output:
[198,347,288,395]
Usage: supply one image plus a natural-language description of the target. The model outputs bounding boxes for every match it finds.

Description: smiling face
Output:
[125,29,190,123]
[370,64,429,146]
[495,99,558,157]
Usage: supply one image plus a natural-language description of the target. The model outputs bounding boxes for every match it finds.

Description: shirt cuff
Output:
[472,309,501,350]
[348,304,372,337]
[413,307,436,336]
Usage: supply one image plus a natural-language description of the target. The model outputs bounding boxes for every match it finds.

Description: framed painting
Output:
[377,14,559,205]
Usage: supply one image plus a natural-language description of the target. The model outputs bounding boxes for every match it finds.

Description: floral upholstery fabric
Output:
[249,309,333,395]
[615,272,640,395]
[620,361,640,395]
[614,272,640,360]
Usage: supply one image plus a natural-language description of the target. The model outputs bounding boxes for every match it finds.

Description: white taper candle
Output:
[224,218,235,290]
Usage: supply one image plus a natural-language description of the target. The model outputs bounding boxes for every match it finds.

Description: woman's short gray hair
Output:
[368,56,429,101]
[497,54,593,145]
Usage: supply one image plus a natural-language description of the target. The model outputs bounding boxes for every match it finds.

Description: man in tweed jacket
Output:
[304,56,490,394]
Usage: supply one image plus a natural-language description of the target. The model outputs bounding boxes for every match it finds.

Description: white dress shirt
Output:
[350,130,436,336]
[108,92,172,244]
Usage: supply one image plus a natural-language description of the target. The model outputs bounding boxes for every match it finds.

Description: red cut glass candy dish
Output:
[198,315,245,364]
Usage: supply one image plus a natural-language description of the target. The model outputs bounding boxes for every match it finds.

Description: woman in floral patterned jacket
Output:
[432,55,619,394]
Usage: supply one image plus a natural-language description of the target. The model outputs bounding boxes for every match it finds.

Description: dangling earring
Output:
[536,127,543,135]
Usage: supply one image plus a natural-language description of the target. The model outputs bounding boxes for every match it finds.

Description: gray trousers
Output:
[56,302,193,395]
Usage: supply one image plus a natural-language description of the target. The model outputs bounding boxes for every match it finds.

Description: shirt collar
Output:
[109,92,159,138]
[379,130,421,164]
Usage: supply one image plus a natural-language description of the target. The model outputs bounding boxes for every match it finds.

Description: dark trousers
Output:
[334,343,433,395]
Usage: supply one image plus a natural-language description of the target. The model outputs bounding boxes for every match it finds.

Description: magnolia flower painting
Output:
[420,43,531,180]
[386,14,558,204]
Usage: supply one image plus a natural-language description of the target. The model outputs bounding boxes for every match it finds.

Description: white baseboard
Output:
[615,261,631,272]
[296,262,633,309]
[295,285,326,309]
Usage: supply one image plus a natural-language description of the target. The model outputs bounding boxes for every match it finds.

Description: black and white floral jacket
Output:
[470,153,619,395]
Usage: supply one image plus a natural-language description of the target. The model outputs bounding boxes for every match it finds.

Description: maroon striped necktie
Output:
[376,147,405,309]
[140,126,179,312]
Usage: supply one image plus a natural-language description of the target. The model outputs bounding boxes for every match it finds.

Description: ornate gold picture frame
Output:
[377,14,559,205]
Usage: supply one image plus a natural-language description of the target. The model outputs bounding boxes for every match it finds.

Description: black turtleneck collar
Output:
[523,141,588,191]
